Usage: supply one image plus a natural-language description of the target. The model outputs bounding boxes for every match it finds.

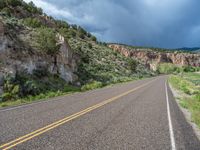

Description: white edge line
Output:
[165,81,176,150]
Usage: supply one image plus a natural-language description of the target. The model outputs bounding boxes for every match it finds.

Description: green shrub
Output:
[2,93,13,102]
[0,0,6,9]
[23,18,43,28]
[0,8,12,16]
[157,63,177,74]
[2,77,20,101]
[128,59,138,72]
[55,20,69,29]
[36,27,60,55]
[71,24,77,30]
[91,36,97,42]
[81,81,103,91]
[33,68,49,78]
[78,32,85,39]
[23,80,40,96]
[63,85,80,92]
[24,1,43,14]
[78,26,87,35]
[169,75,199,95]
[6,0,22,7]
[169,73,200,127]
[69,30,76,38]
[183,66,196,72]
[88,43,92,49]
[194,94,200,102]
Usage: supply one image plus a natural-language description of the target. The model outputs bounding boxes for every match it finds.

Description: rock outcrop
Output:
[109,44,200,70]
[0,20,78,89]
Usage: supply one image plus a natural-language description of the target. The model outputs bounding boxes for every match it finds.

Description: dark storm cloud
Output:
[24,0,200,48]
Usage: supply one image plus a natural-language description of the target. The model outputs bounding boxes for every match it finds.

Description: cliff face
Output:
[109,44,200,70]
[0,20,78,90]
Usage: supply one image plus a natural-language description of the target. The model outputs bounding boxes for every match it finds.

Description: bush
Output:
[23,18,43,28]
[69,30,76,38]
[81,81,103,91]
[78,32,85,39]
[63,85,80,93]
[2,93,13,102]
[0,8,12,16]
[183,66,196,72]
[55,20,69,29]
[0,0,6,9]
[91,36,97,42]
[157,63,177,74]
[24,1,43,14]
[78,26,87,35]
[33,68,49,78]
[2,77,20,101]
[36,28,60,55]
[169,75,198,95]
[194,94,200,102]
[6,0,22,7]
[71,24,77,30]
[169,73,200,127]
[88,43,92,49]
[23,80,40,96]
[128,59,138,72]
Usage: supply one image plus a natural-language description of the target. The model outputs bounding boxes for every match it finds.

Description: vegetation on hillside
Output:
[157,63,200,74]
[36,28,60,55]
[69,38,154,85]
[0,0,199,108]
[169,73,200,127]
[0,0,155,107]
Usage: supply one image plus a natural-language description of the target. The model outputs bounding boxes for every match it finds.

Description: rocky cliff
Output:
[0,19,78,93]
[109,44,200,70]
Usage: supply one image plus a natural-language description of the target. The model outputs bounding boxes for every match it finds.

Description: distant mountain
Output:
[178,47,200,53]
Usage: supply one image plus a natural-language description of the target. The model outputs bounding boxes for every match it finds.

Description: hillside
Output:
[0,0,154,103]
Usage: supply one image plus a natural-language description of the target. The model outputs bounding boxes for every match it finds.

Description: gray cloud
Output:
[24,0,200,48]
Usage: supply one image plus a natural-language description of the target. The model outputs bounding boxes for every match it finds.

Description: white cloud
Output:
[23,0,200,48]
[24,0,73,21]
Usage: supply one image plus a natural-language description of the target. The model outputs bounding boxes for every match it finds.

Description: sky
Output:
[24,0,200,48]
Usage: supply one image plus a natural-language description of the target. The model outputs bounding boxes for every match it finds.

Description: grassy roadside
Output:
[0,76,148,108]
[169,73,200,127]
[0,85,80,108]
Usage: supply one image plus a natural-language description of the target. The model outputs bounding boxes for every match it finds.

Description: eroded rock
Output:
[109,44,200,70]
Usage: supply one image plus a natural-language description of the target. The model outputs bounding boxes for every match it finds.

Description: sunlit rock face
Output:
[109,44,200,71]
[0,21,78,88]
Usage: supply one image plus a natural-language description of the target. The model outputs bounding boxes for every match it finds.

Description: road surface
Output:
[0,76,199,150]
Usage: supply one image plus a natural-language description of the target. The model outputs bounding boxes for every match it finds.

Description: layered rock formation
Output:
[109,44,200,70]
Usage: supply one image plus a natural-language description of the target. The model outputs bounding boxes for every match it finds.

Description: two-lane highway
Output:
[0,76,199,149]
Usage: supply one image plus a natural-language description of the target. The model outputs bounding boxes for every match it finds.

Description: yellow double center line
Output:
[0,79,155,150]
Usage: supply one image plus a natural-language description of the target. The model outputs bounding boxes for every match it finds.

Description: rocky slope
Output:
[0,19,78,83]
[0,16,78,97]
[109,44,200,71]
[0,0,155,102]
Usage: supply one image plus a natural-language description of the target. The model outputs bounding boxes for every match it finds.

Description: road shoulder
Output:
[168,83,200,140]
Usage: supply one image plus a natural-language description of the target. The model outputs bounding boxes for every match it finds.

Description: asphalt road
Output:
[0,76,199,150]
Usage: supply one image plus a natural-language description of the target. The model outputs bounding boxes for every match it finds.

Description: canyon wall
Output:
[109,44,200,70]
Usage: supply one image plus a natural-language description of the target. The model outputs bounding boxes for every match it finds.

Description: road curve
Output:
[0,76,199,150]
